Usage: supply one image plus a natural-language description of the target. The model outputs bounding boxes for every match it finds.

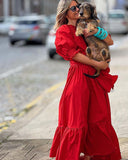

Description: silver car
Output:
[0,16,18,34]
[103,9,128,34]
[8,15,50,45]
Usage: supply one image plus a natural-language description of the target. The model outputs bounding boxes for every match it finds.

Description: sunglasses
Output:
[68,4,81,12]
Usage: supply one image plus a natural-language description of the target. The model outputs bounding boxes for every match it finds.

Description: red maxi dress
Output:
[49,25,122,160]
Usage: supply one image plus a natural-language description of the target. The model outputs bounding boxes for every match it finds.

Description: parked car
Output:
[8,15,50,45]
[47,14,56,28]
[46,26,56,59]
[0,17,4,23]
[103,9,128,34]
[0,16,18,34]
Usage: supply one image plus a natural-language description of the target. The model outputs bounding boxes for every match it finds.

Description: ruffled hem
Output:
[49,126,87,160]
[86,120,122,159]
[49,121,121,160]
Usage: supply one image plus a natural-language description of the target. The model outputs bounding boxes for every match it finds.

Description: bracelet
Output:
[94,27,108,40]
[100,30,108,40]
[98,28,105,39]
[94,27,101,37]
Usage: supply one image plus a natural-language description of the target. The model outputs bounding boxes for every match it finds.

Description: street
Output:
[0,34,128,129]
[0,36,68,124]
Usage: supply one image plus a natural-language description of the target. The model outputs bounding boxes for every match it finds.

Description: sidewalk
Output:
[0,82,64,160]
[0,78,128,159]
[0,41,128,159]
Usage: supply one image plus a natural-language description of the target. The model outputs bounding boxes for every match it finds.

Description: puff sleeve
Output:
[55,25,80,61]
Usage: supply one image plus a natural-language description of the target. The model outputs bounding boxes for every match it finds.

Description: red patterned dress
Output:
[49,24,121,160]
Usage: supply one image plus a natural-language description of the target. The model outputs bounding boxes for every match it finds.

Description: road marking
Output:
[0,58,44,80]
[0,120,16,131]
[25,81,65,110]
[0,81,65,132]
[45,81,65,93]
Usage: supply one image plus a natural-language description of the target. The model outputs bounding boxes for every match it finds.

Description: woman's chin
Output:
[75,15,79,19]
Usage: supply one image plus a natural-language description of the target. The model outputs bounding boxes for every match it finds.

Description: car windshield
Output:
[109,13,125,18]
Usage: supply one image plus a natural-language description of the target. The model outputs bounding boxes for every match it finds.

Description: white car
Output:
[0,16,18,34]
[103,9,128,34]
[46,27,56,59]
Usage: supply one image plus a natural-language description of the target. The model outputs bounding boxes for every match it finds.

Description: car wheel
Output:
[49,51,55,59]
[10,40,16,45]
[42,40,46,45]
[123,32,128,35]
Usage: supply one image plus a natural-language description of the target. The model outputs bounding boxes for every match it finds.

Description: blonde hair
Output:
[54,0,79,30]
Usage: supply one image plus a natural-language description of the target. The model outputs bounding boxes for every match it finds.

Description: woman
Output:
[49,0,122,160]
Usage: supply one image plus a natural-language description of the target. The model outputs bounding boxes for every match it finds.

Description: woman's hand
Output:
[103,34,113,46]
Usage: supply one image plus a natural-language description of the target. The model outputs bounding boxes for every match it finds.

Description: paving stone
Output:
[0,139,53,160]
[0,139,127,160]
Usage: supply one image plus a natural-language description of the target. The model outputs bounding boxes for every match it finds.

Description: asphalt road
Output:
[0,37,68,124]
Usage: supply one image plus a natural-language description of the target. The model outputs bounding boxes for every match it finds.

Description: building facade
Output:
[0,0,60,17]
[91,0,116,14]
[93,0,128,14]
[115,0,125,9]
[0,0,127,18]
[0,1,3,17]
[124,0,128,10]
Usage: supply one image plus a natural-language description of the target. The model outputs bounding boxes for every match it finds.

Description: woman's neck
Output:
[67,20,77,26]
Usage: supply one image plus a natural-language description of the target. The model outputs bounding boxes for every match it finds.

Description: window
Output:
[16,20,38,25]
[109,13,125,19]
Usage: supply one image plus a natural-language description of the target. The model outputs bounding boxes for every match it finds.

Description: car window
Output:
[0,18,4,23]
[16,20,38,25]
[38,20,46,24]
[109,13,125,18]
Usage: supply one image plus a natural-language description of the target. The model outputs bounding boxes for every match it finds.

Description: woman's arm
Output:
[72,53,109,70]
[103,34,113,46]
[84,28,113,46]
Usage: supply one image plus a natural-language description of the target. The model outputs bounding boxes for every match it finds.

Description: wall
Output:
[0,1,3,16]
[92,0,116,15]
